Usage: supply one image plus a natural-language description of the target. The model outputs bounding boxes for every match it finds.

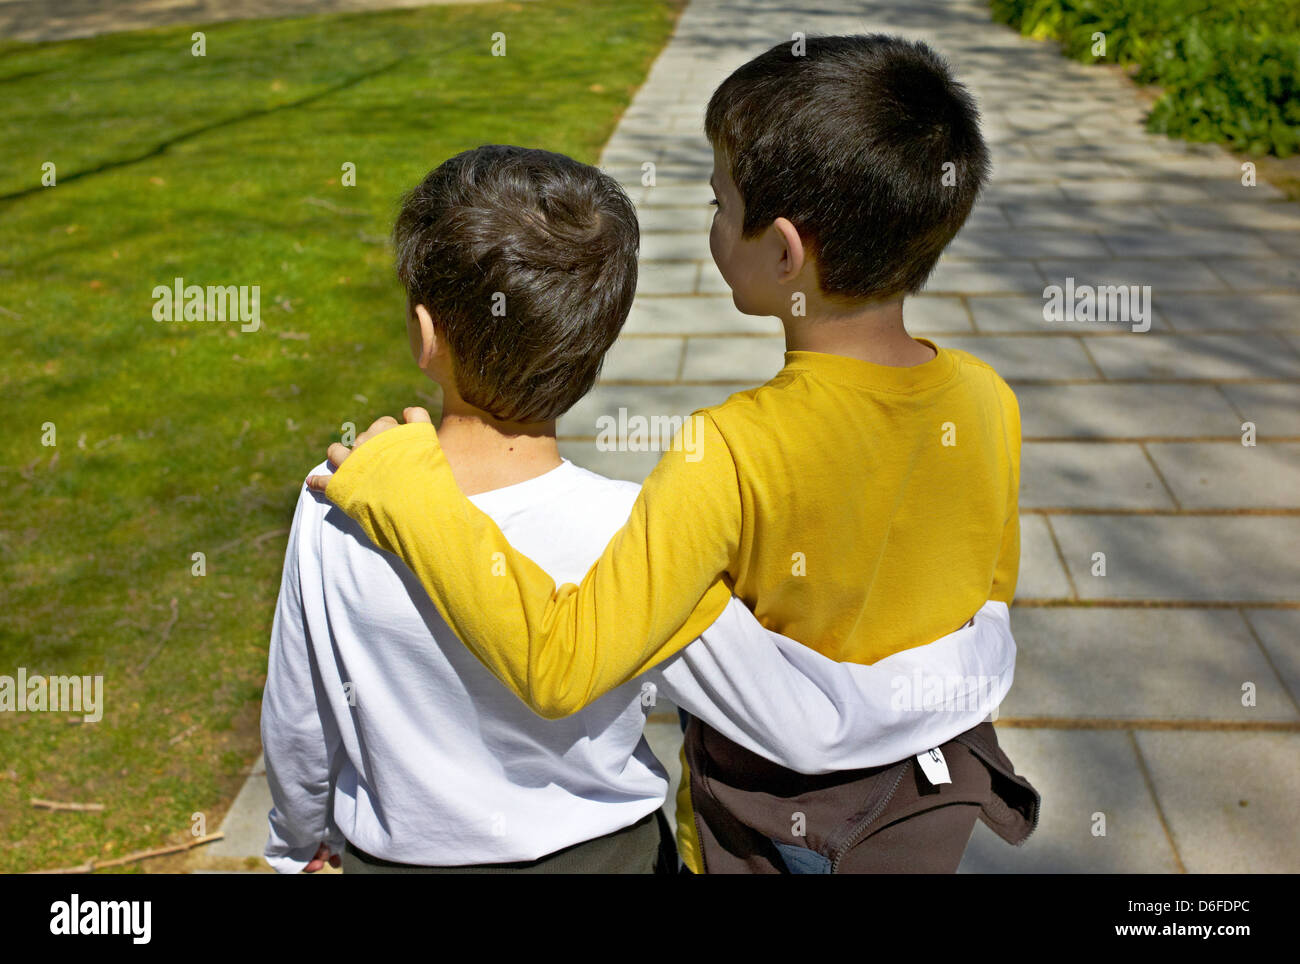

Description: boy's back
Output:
[264,458,666,869]
[701,344,1019,663]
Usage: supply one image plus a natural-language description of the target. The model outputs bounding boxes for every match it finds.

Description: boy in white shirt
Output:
[263,145,1013,872]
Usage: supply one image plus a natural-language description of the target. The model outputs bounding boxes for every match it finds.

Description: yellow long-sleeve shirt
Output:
[328,344,1021,869]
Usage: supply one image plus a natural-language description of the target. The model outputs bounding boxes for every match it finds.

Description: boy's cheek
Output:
[711,232,764,316]
[709,220,742,290]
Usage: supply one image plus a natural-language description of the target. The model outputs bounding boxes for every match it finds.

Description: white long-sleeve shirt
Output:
[263,458,1014,872]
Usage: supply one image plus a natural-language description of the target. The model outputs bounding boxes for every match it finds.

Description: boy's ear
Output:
[413,303,439,369]
[771,217,806,284]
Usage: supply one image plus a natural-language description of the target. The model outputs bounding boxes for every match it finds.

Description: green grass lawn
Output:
[0,0,682,873]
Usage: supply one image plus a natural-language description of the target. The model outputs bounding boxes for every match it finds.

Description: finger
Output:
[402,406,433,424]
[326,442,351,468]
[306,474,330,493]
[304,860,322,873]
[354,423,391,449]
[329,854,341,868]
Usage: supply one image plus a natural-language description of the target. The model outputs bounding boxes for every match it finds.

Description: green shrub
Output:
[989,0,1300,156]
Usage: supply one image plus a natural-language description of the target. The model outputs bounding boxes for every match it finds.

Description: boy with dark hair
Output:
[389,143,636,424]
[308,34,1040,873]
[265,144,1017,874]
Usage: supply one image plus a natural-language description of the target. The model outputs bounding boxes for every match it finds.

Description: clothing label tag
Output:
[916,747,952,785]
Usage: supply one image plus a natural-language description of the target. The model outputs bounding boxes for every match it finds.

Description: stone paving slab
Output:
[982,183,1070,204]
[1109,156,1264,180]
[1015,384,1241,439]
[940,334,1098,380]
[635,261,700,296]
[623,296,780,336]
[1136,731,1300,872]
[1036,258,1227,292]
[1212,258,1300,292]
[925,259,1045,295]
[636,183,715,207]
[1059,180,1213,204]
[968,296,1173,333]
[639,232,715,262]
[1218,383,1300,435]
[1100,229,1276,260]
[1085,333,1300,380]
[1048,516,1300,602]
[680,336,785,382]
[1021,442,1172,509]
[947,228,1110,260]
[600,335,683,382]
[1145,442,1300,508]
[903,296,975,333]
[1257,229,1300,259]
[1000,608,1298,722]
[999,201,1166,230]
[1198,178,1289,202]
[1159,202,1300,231]
[989,159,1129,182]
[1016,515,1074,600]
[632,205,714,233]
[957,728,1183,873]
[1154,294,1300,332]
[1242,610,1300,708]
[963,206,1014,229]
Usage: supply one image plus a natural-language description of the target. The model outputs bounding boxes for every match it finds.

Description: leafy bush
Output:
[989,0,1300,156]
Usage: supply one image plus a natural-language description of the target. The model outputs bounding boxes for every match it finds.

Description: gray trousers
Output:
[341,809,667,874]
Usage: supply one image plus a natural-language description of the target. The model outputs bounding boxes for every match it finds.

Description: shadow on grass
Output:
[0,55,409,204]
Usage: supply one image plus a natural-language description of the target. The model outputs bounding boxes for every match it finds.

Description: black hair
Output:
[705,35,989,299]
[393,145,639,422]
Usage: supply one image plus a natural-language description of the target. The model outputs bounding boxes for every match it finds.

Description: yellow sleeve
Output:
[990,378,1021,603]
[327,415,742,718]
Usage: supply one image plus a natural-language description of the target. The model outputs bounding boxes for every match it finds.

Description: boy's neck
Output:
[782,297,935,367]
[435,402,562,497]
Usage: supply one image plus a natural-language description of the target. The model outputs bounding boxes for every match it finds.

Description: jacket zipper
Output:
[829,759,912,874]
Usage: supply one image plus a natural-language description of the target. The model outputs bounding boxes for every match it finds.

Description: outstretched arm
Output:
[319,409,742,718]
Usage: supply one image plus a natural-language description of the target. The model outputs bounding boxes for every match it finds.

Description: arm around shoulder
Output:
[326,414,743,717]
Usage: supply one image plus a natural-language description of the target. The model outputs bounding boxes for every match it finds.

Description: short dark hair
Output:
[393,145,639,422]
[705,35,989,300]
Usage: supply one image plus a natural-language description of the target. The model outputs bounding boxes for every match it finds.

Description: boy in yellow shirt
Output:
[311,34,1039,873]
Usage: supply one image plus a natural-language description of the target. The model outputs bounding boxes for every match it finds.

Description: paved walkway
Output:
[190,0,1298,872]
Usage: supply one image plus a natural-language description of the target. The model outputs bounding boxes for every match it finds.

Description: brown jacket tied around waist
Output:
[684,718,1040,874]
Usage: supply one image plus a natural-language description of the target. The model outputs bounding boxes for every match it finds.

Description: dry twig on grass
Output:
[30,798,105,813]
[30,832,225,874]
